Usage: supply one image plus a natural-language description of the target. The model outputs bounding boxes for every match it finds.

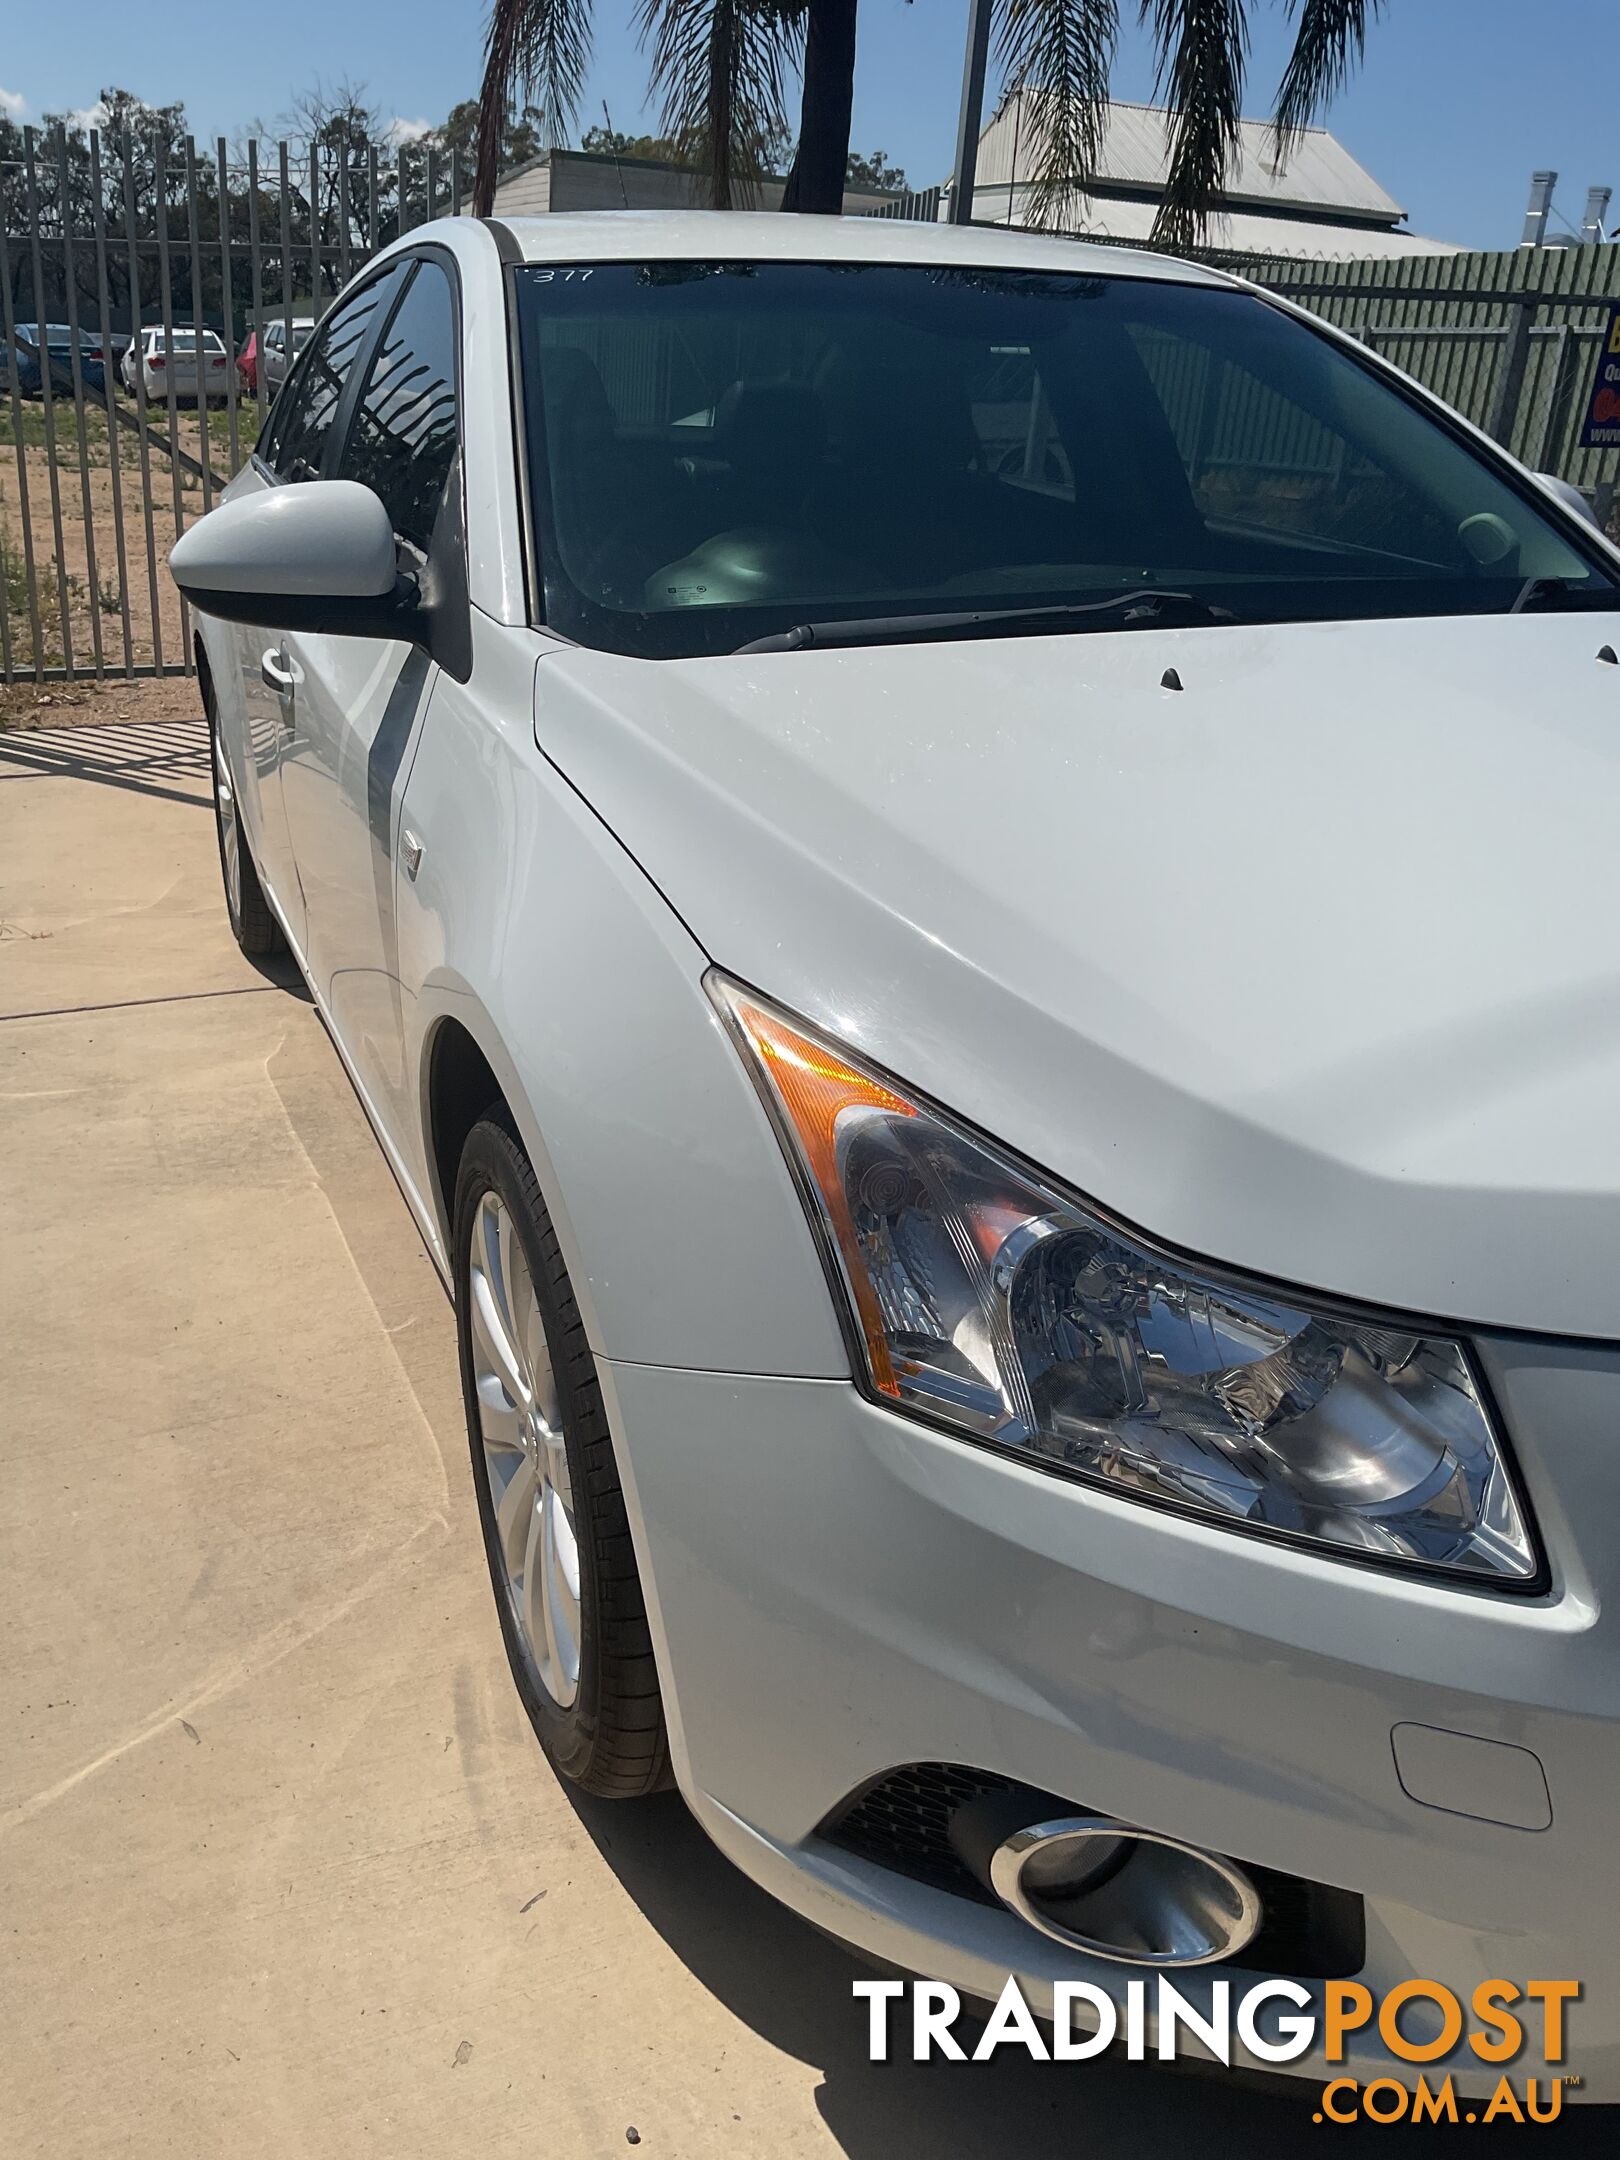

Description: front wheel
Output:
[207,685,281,956]
[454,1111,670,1797]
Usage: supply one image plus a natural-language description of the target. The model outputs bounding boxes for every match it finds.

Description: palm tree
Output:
[475,0,1385,245]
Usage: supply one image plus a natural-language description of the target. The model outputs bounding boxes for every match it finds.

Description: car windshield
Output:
[513,259,1617,660]
[155,330,225,353]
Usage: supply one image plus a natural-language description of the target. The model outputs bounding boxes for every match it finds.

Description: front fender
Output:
[396,628,847,1379]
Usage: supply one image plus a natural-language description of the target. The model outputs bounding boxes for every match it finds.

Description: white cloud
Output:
[0,86,28,120]
[66,99,110,133]
[383,116,434,148]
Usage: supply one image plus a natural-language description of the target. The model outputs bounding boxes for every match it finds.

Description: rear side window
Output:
[265,278,389,481]
[336,260,460,554]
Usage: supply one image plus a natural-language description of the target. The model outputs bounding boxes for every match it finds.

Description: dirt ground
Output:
[0,671,197,731]
[1,393,262,680]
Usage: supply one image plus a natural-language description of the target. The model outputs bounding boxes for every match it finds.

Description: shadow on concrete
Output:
[0,713,212,809]
[566,1787,1606,2158]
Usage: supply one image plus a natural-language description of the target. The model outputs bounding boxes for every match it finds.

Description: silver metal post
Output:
[217,137,241,473]
[87,128,135,674]
[1488,298,1535,448]
[247,140,267,441]
[948,0,994,227]
[278,139,294,381]
[338,145,352,287]
[185,138,213,517]
[1521,171,1557,250]
[22,128,76,674]
[53,125,105,677]
[0,185,43,678]
[308,142,320,311]
[153,140,191,667]
[120,128,167,670]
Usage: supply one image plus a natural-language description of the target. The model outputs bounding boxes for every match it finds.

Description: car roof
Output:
[492,209,1236,290]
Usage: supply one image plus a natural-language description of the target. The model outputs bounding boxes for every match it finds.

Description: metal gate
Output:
[1,124,463,685]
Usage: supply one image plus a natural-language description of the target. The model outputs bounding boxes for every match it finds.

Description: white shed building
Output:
[958,93,1456,259]
[492,148,900,220]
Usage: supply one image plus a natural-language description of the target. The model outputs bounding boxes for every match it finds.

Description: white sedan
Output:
[124,325,232,402]
[172,211,1620,2098]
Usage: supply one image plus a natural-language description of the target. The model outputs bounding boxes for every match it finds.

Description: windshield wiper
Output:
[1509,575,1620,614]
[734,589,1237,655]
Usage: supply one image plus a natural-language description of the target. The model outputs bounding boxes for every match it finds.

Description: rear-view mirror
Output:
[1535,472,1602,529]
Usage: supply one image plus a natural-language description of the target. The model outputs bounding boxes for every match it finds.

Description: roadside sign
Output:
[1578,304,1620,449]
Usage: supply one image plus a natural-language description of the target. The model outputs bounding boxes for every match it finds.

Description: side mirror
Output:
[169,479,415,640]
[1535,472,1602,529]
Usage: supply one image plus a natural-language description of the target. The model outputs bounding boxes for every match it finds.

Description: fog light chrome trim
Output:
[988,1815,1263,1969]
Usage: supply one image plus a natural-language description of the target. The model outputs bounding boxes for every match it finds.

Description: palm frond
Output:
[1273,0,1382,155]
[994,0,1119,233]
[475,0,594,214]
[639,0,801,209]
[1142,0,1250,251]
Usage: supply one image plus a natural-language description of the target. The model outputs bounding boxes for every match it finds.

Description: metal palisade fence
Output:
[1240,241,1620,516]
[5,126,1620,685]
[0,124,464,684]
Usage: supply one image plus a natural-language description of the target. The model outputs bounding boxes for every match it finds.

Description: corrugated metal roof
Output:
[964,185,1457,261]
[972,93,1407,224]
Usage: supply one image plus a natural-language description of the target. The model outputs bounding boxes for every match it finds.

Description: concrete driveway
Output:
[1,713,1605,2157]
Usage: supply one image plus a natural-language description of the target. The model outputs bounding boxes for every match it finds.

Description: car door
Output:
[278,255,462,1137]
[228,271,403,954]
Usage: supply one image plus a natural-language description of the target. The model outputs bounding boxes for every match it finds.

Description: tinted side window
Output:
[337,261,460,553]
[270,281,387,482]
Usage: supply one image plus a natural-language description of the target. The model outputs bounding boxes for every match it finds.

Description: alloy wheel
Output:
[212,728,242,925]
[467,1189,582,1709]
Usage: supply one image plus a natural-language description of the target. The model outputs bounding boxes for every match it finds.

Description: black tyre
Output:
[206,678,283,957]
[454,1110,670,1797]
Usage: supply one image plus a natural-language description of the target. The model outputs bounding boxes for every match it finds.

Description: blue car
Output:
[12,324,107,399]
[1,339,44,396]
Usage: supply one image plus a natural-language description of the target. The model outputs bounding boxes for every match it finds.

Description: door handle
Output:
[260,643,296,724]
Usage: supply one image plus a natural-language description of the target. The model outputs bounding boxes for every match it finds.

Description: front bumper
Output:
[601,1335,1620,2098]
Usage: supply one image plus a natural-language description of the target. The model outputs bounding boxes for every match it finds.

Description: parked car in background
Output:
[12,323,106,398]
[172,213,1620,2102]
[237,330,259,396]
[123,326,231,403]
[0,340,30,396]
[258,315,315,399]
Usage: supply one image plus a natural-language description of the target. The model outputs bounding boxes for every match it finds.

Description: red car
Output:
[237,331,258,396]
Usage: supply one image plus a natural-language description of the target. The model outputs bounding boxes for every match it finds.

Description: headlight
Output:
[714,978,1539,1586]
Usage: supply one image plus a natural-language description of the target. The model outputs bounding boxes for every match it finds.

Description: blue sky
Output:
[0,0,1611,251]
